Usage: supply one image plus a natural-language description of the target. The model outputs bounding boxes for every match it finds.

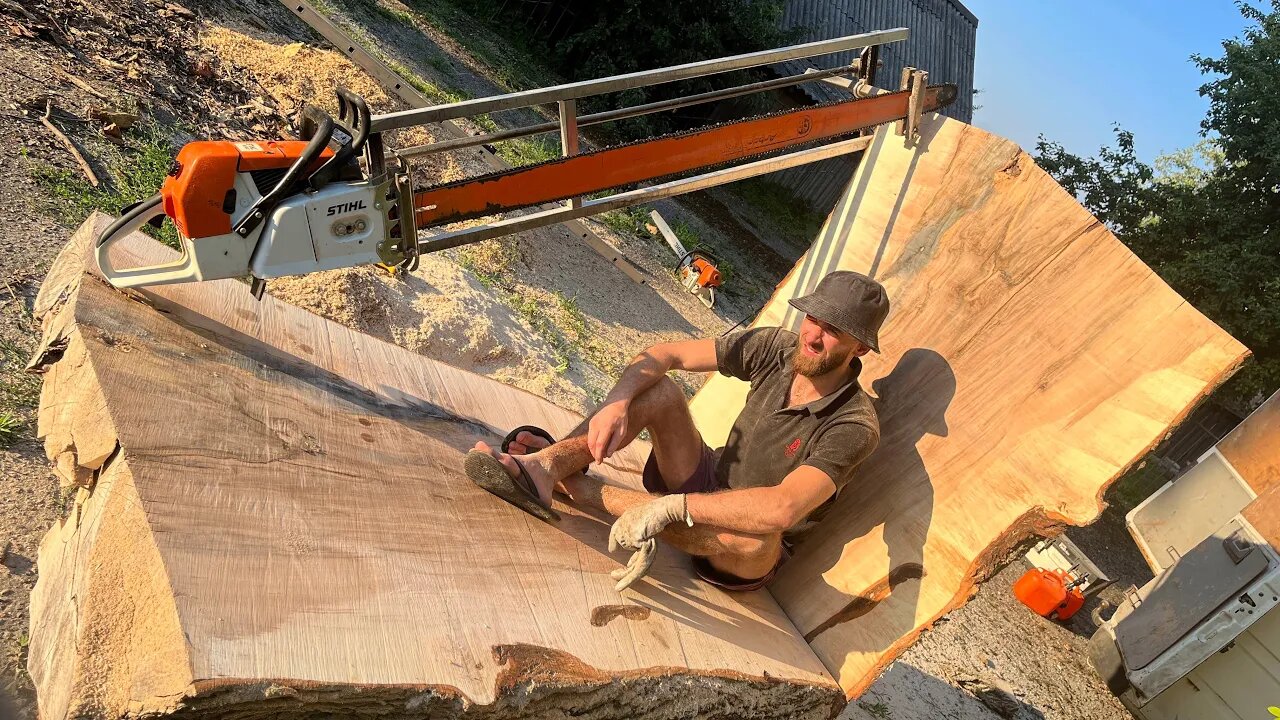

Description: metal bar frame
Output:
[418,135,874,253]
[558,99,581,209]
[394,64,858,159]
[371,28,908,132]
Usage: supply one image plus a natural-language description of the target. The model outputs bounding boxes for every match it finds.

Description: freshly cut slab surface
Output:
[689,114,1249,697]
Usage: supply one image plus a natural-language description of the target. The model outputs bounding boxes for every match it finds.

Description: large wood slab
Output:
[689,115,1249,697]
[26,215,841,720]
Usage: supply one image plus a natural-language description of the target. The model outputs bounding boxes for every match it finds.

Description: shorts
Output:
[641,441,723,495]
[641,443,787,591]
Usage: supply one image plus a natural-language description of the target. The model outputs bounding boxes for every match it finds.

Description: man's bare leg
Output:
[473,376,702,502]
[474,377,782,580]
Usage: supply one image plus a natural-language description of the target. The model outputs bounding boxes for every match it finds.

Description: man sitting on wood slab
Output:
[465,271,888,591]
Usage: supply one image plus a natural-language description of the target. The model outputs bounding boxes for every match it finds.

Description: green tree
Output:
[446,0,791,138]
[1035,1,1279,412]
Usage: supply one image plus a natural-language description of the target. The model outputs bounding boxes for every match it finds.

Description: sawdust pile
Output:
[199,25,459,182]
[269,257,597,413]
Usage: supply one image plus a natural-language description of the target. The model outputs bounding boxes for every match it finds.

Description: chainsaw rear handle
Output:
[678,248,719,269]
[95,194,201,288]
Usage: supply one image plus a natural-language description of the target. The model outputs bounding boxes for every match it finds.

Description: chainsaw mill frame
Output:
[95,28,943,294]
[387,28,922,254]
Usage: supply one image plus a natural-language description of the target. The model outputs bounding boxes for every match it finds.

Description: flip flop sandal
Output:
[465,450,561,523]
[501,425,557,454]
[500,425,590,476]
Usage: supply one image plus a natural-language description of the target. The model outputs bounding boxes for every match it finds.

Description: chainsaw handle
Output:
[95,194,200,288]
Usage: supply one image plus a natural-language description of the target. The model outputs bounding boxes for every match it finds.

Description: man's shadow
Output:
[801,348,955,645]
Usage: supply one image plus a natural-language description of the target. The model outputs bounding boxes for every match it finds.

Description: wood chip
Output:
[89,107,138,130]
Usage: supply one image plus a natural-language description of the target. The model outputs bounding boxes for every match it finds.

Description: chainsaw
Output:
[93,33,955,296]
[646,210,721,308]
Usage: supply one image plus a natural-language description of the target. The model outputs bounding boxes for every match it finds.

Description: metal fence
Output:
[765,0,978,212]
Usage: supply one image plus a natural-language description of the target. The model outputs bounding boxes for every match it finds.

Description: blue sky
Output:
[962,0,1251,161]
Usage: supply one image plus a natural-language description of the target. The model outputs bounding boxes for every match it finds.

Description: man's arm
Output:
[587,338,716,461]
[685,466,838,535]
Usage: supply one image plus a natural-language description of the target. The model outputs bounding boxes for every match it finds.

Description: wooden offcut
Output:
[26,216,841,720]
[688,114,1249,697]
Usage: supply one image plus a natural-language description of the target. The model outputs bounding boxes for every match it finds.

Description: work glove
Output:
[607,494,691,591]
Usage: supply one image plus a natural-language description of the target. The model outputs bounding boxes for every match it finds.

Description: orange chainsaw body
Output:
[161,140,333,240]
[689,257,722,288]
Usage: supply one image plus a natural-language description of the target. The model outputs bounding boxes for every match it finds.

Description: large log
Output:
[688,114,1250,697]
[26,216,842,720]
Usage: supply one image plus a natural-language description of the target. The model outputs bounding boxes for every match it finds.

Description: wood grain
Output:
[27,216,841,719]
[1235,391,1280,549]
[1244,485,1280,552]
[688,115,1249,697]
[1219,390,1280,495]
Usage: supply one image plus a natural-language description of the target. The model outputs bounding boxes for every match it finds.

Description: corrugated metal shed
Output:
[764,0,978,211]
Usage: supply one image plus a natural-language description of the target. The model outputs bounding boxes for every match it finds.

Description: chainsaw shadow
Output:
[796,348,953,652]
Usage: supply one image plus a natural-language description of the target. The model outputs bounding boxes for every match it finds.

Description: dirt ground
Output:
[0,1,1148,718]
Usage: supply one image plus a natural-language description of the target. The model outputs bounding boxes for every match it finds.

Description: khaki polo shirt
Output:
[712,327,879,526]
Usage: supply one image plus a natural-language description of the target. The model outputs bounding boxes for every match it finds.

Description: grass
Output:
[730,177,825,246]
[0,412,22,446]
[859,700,892,719]
[493,135,560,168]
[311,0,559,167]
[451,241,627,378]
[398,0,561,93]
[29,123,181,250]
[453,238,518,288]
[1106,456,1175,513]
[0,336,39,449]
[599,205,652,237]
[452,241,571,373]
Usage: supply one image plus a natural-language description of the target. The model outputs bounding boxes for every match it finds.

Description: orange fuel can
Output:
[1013,568,1086,621]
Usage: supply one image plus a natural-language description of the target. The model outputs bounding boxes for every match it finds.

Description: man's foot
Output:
[503,429,582,498]
[470,441,556,509]
[464,447,559,522]
[505,429,552,456]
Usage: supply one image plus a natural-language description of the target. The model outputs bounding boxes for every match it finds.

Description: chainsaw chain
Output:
[410,85,954,223]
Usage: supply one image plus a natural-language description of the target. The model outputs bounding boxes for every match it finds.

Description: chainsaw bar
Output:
[411,84,957,228]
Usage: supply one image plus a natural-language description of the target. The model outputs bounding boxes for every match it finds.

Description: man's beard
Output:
[792,344,850,378]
